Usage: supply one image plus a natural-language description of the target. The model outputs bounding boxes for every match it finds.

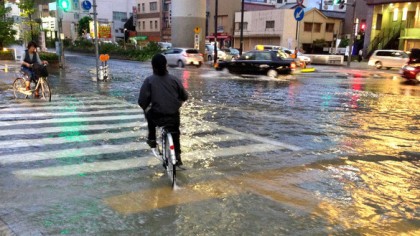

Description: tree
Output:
[0,0,17,50]
[18,0,39,42]
[78,16,92,37]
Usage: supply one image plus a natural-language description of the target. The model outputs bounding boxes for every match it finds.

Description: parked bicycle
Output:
[151,126,178,188]
[13,65,51,102]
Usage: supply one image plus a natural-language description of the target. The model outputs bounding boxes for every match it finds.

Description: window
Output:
[142,21,145,30]
[142,3,145,12]
[113,11,126,21]
[304,22,312,32]
[150,21,153,29]
[155,20,158,29]
[313,23,321,32]
[240,52,255,60]
[376,51,392,56]
[138,4,141,12]
[150,2,157,12]
[326,23,334,33]
[376,14,382,30]
[235,22,248,31]
[256,52,272,60]
[393,8,398,21]
[266,20,275,29]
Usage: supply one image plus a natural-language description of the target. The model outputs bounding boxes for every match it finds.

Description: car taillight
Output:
[290,62,296,69]
[182,53,188,57]
[199,53,203,57]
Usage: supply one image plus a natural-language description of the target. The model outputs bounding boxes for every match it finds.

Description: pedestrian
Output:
[138,54,189,166]
[358,49,363,62]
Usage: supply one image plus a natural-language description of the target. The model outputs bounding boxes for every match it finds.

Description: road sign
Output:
[81,0,92,11]
[194,27,201,34]
[294,7,304,21]
[296,0,304,6]
[194,34,200,50]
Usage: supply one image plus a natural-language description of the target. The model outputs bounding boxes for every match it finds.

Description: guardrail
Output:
[305,54,344,65]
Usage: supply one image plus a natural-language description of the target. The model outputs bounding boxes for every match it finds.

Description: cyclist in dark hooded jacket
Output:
[138,53,188,166]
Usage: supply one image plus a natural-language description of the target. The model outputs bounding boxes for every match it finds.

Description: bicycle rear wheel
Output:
[13,78,29,99]
[39,78,51,102]
[165,133,176,188]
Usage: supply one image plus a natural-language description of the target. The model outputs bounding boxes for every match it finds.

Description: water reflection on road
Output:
[6,55,417,234]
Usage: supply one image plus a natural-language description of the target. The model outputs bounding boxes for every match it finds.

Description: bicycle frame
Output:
[161,128,177,166]
[151,126,177,188]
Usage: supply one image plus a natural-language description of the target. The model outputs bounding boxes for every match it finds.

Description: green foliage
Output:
[63,38,72,47]
[339,38,349,47]
[66,40,161,61]
[0,3,17,49]
[18,0,39,42]
[78,16,92,37]
[0,50,14,60]
[73,39,94,48]
[39,51,59,61]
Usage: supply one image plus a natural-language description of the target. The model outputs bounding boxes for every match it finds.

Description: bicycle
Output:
[151,126,177,188]
[13,66,51,102]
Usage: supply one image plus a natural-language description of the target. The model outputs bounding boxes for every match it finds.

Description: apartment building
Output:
[233,8,343,52]
[362,0,420,54]
[135,0,171,42]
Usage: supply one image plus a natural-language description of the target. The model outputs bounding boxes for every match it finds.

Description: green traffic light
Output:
[60,0,70,11]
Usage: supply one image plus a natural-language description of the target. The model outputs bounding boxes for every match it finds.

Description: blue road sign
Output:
[82,0,92,11]
[294,7,304,21]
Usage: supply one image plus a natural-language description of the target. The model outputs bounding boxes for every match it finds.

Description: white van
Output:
[368,50,409,69]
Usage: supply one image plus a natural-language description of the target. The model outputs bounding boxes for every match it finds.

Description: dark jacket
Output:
[22,50,41,69]
[138,74,188,115]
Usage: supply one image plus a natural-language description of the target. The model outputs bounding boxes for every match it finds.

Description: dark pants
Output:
[145,111,182,158]
[21,67,36,82]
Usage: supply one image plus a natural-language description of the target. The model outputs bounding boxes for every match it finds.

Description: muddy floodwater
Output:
[0,55,419,235]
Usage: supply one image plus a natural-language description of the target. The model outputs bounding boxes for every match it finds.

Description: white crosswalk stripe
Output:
[0,93,300,178]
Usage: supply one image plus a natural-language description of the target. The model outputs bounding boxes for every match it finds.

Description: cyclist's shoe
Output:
[176,155,183,166]
[146,139,157,148]
[176,160,183,167]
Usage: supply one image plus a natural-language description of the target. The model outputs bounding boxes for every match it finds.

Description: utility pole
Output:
[346,0,356,68]
[213,0,218,65]
[239,0,244,55]
[55,0,64,68]
[93,0,99,79]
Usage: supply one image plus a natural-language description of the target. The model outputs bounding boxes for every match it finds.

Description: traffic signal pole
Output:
[93,0,99,80]
[346,0,356,68]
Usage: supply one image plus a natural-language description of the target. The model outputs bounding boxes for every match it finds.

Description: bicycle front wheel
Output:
[39,78,51,102]
[165,133,176,188]
[13,78,29,99]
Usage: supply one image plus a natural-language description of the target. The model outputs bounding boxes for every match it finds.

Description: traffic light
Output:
[338,0,346,9]
[59,0,71,12]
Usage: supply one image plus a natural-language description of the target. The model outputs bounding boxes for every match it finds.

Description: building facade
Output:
[44,0,136,42]
[233,8,343,52]
[341,0,420,56]
[206,0,242,48]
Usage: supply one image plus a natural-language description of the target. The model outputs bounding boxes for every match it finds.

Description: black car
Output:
[216,50,296,77]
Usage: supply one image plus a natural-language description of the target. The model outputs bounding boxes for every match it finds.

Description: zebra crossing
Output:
[0,93,300,179]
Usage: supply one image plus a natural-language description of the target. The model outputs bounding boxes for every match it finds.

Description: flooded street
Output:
[0,54,419,235]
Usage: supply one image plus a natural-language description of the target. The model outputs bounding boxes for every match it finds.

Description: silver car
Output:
[368,50,409,69]
[163,48,204,68]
